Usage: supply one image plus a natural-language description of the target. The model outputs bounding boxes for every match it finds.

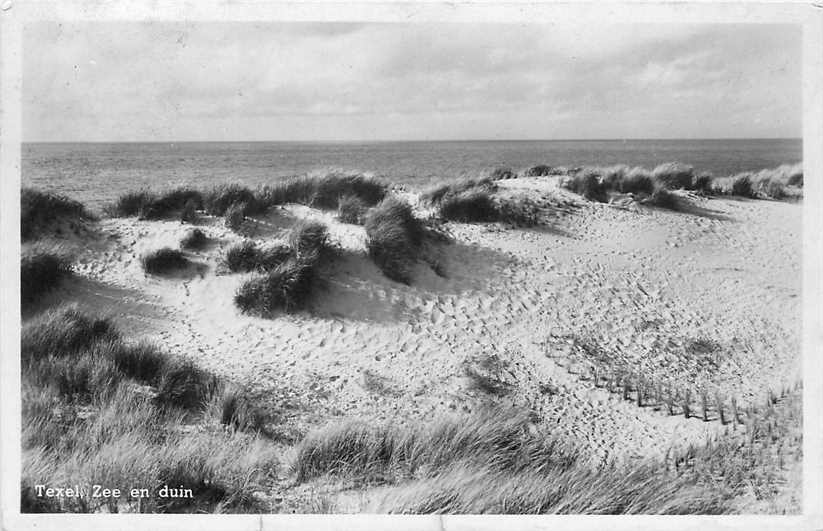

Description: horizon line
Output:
[22,137,803,144]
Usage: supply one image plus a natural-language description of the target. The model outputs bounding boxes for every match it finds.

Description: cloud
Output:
[23,22,801,141]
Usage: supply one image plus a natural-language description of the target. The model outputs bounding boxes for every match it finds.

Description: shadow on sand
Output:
[309,240,520,324]
[22,276,168,336]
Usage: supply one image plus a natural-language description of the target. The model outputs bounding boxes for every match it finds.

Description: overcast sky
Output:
[24,22,801,142]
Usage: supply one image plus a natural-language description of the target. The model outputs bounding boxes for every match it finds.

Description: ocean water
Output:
[22,139,802,210]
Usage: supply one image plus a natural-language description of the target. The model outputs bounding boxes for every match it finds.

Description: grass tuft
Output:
[652,163,695,190]
[562,170,608,202]
[364,197,426,284]
[21,189,93,241]
[21,306,279,513]
[421,178,496,206]
[204,184,259,216]
[141,248,190,275]
[234,258,316,316]
[180,228,209,250]
[523,165,554,177]
[21,248,73,307]
[337,194,368,224]
[224,202,247,232]
[288,220,330,259]
[223,240,292,273]
[731,175,755,198]
[255,173,387,211]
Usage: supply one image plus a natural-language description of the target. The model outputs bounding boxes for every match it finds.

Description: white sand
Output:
[57,177,801,462]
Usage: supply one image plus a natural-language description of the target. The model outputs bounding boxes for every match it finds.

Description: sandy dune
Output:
[51,176,801,465]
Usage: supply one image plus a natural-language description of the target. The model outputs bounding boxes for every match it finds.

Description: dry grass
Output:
[21,189,94,241]
[140,248,190,275]
[234,258,317,316]
[223,240,292,273]
[21,305,278,513]
[293,390,801,514]
[107,187,203,220]
[180,228,208,250]
[21,246,74,308]
[255,173,387,210]
[364,196,443,284]
[232,220,331,315]
[337,194,368,224]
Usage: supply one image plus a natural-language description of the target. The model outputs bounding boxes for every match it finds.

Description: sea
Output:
[22,138,802,211]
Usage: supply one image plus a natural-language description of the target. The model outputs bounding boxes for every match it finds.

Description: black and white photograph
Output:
[1,1,822,528]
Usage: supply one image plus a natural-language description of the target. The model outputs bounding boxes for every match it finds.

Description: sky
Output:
[23,22,801,142]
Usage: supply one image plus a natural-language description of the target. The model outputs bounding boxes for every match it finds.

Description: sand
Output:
[46,176,801,465]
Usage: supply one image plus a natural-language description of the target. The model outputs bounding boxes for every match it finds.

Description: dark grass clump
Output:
[760,180,787,200]
[204,184,259,216]
[106,190,156,217]
[21,306,279,513]
[290,407,577,483]
[223,240,292,273]
[234,258,316,315]
[180,199,199,223]
[255,173,387,210]
[109,188,203,220]
[21,305,117,365]
[618,167,655,195]
[310,173,387,209]
[786,171,803,187]
[288,220,330,258]
[21,189,93,241]
[364,197,426,284]
[216,385,269,433]
[561,170,608,202]
[438,190,499,222]
[155,359,221,410]
[254,176,318,207]
[337,194,368,224]
[731,175,755,198]
[645,184,680,210]
[180,228,208,250]
[421,178,496,206]
[141,188,203,220]
[490,167,516,180]
[224,201,247,232]
[693,172,714,194]
[494,198,541,227]
[523,165,554,177]
[21,250,73,307]
[652,162,695,190]
[140,248,190,275]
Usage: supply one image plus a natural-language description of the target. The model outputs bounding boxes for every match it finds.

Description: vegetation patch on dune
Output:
[256,173,387,210]
[337,194,368,224]
[21,189,94,241]
[364,196,446,284]
[204,184,259,216]
[21,247,73,308]
[224,240,292,273]
[420,178,497,206]
[291,407,576,483]
[234,258,316,316]
[180,228,209,250]
[21,305,276,513]
[224,201,247,232]
[140,248,190,275]
[423,179,540,226]
[291,389,801,514]
[560,161,803,207]
[232,221,331,315]
[523,165,557,177]
[108,187,203,220]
